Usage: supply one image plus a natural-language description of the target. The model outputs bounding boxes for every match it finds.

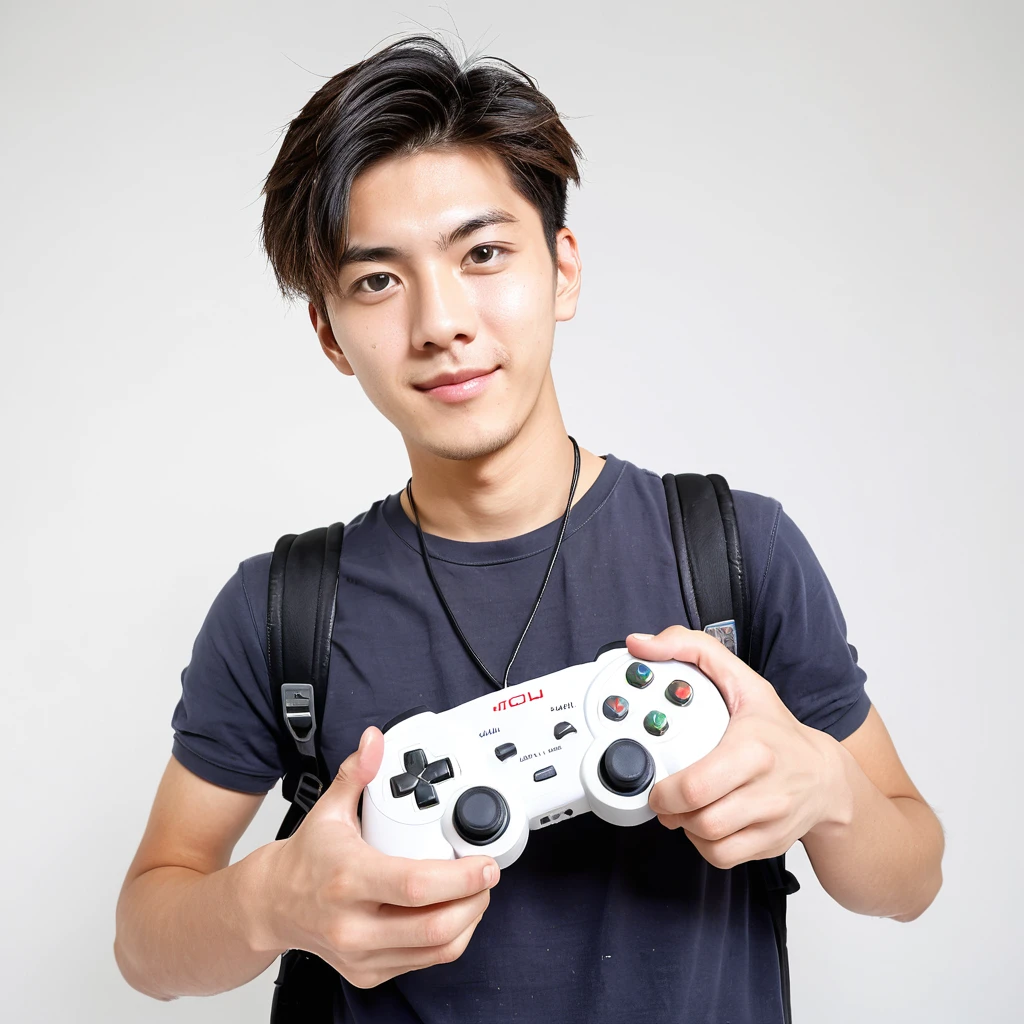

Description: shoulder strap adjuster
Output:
[281,682,317,756]
[703,618,738,656]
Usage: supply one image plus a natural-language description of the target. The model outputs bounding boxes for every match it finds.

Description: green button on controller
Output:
[644,710,669,736]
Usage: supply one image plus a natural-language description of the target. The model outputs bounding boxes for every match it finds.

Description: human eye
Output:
[353,271,396,296]
[465,244,510,267]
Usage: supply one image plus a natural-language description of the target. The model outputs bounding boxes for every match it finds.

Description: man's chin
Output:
[416,421,521,463]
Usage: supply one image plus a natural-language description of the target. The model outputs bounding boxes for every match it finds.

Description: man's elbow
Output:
[889,864,943,924]
[113,935,176,1002]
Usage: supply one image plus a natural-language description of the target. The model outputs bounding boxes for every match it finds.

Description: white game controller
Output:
[360,645,731,868]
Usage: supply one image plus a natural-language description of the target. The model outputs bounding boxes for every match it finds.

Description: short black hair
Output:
[260,34,584,319]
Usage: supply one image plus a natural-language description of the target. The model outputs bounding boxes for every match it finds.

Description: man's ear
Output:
[309,301,355,376]
[553,227,582,323]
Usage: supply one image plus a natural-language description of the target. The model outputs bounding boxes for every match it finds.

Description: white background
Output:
[2,1,1021,1020]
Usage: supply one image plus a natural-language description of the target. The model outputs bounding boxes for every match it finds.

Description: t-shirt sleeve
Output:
[170,553,287,793]
[736,492,871,742]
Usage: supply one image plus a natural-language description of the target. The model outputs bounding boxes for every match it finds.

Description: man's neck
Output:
[399,411,606,543]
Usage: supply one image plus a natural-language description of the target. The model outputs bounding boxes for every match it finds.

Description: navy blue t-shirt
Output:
[171,453,870,1024]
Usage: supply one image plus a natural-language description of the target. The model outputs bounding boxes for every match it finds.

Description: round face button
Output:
[625,661,654,688]
[602,695,629,721]
[665,680,693,707]
[644,710,669,736]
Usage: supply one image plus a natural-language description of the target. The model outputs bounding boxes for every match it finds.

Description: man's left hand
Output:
[626,626,851,870]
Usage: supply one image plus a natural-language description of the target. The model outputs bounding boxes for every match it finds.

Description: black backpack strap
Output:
[267,522,345,841]
[758,843,802,1023]
[661,472,750,662]
[266,523,345,1024]
[662,472,800,1024]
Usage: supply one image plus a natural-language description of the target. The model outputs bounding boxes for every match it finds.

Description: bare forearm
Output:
[802,740,944,921]
[114,844,285,999]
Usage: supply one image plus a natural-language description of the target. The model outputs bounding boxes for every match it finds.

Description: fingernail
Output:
[630,632,654,640]
[483,865,497,886]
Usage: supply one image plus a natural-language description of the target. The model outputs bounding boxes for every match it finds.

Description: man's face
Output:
[313,145,581,461]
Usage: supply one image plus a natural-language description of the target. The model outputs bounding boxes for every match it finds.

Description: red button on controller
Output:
[665,681,693,707]
[603,695,629,721]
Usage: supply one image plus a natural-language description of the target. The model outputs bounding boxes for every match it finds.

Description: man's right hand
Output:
[249,726,500,990]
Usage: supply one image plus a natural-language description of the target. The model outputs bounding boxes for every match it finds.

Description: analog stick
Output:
[599,739,654,796]
[453,787,510,845]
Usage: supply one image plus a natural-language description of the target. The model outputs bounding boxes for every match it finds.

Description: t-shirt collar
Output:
[382,452,625,566]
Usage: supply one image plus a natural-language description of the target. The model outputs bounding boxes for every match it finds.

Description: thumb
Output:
[313,726,384,824]
[625,625,757,714]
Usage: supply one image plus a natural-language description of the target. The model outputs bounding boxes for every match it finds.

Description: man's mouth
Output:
[414,366,499,391]
[413,366,501,404]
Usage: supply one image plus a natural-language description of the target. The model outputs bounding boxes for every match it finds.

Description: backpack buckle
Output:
[292,771,323,814]
[281,683,317,757]
[704,619,738,656]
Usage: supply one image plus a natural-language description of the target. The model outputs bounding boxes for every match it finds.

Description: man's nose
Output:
[409,263,477,351]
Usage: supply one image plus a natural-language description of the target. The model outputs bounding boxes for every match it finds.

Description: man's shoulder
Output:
[730,488,784,542]
[186,552,275,671]
[238,549,273,596]
[617,457,786,609]
[230,497,389,627]
[618,456,784,538]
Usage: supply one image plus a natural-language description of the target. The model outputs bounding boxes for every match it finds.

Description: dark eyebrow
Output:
[337,207,520,271]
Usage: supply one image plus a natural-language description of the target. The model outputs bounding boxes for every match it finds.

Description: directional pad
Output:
[390,773,419,798]
[422,757,453,784]
[390,750,454,809]
[415,781,439,808]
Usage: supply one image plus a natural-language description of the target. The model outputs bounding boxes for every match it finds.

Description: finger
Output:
[377,908,485,970]
[331,909,487,987]
[368,889,492,949]
[312,727,385,826]
[626,626,759,712]
[364,850,500,908]
[658,778,787,842]
[649,727,774,814]
[683,821,792,872]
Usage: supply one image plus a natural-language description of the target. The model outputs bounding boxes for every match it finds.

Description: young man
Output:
[114,34,944,1023]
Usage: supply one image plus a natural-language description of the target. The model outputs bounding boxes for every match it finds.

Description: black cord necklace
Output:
[405,435,582,691]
